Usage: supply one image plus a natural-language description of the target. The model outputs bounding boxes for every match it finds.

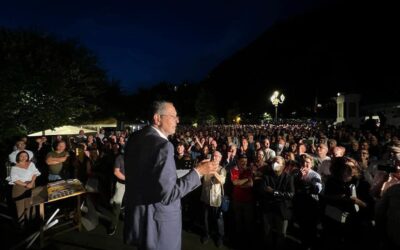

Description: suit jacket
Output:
[123,126,201,250]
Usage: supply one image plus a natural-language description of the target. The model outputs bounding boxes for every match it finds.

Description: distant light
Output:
[337,92,341,97]
[317,104,322,108]
[174,86,178,92]
[236,116,241,123]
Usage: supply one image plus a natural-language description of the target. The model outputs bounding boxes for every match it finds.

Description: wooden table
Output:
[32,179,86,248]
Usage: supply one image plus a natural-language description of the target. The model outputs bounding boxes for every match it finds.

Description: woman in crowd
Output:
[7,151,41,227]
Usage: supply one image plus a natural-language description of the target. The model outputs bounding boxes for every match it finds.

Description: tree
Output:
[195,88,216,125]
[0,28,111,137]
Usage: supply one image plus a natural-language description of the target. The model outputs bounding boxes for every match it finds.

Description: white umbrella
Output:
[28,125,97,137]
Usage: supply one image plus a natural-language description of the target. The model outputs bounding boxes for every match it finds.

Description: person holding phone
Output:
[200,151,226,247]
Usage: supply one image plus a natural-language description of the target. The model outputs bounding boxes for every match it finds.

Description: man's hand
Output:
[195,159,218,176]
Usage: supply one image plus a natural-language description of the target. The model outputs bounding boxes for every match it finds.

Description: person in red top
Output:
[230,154,254,246]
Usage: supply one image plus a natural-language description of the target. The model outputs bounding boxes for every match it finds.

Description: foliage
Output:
[195,88,216,125]
[0,28,111,138]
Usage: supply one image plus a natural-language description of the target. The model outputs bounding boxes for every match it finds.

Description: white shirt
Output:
[201,167,226,207]
[7,162,41,185]
[9,149,34,164]
[151,126,169,141]
[264,148,276,161]
[304,169,323,194]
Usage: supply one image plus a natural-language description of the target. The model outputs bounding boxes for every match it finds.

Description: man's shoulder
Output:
[129,126,158,139]
[126,127,170,155]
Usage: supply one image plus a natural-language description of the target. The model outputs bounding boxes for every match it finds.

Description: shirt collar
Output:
[152,126,169,141]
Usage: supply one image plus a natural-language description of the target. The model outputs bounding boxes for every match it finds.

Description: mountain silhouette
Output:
[202,1,400,117]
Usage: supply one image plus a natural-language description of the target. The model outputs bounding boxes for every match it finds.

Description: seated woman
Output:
[7,150,41,226]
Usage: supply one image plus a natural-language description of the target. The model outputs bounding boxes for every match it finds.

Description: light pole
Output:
[270,91,285,122]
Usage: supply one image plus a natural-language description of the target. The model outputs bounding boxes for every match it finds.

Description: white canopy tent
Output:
[28,125,97,137]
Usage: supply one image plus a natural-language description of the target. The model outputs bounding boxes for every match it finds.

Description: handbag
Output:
[220,184,230,212]
[324,204,349,223]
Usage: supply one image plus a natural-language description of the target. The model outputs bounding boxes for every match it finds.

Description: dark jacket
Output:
[259,170,294,219]
[123,126,201,250]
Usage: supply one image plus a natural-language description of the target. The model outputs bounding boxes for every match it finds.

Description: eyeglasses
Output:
[160,114,179,121]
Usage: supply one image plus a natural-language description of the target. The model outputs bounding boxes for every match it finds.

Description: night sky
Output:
[0,0,337,92]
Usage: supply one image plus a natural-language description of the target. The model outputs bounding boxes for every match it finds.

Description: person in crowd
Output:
[7,151,41,227]
[86,134,97,151]
[332,146,346,158]
[33,136,51,185]
[75,129,87,144]
[9,140,34,164]
[174,142,189,168]
[98,129,106,141]
[315,143,331,183]
[293,154,322,250]
[123,101,217,250]
[230,154,254,248]
[109,147,126,236]
[327,139,337,157]
[376,171,400,249]
[260,156,294,249]
[52,135,64,150]
[296,143,307,161]
[200,151,226,247]
[198,145,212,161]
[275,138,286,156]
[210,139,218,155]
[238,138,255,163]
[322,157,372,250]
[262,138,276,162]
[369,135,382,160]
[380,145,400,196]
[45,140,69,181]
[357,149,374,185]
[224,143,238,169]
[348,140,360,159]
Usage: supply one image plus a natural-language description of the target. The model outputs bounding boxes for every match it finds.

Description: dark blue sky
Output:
[0,0,334,92]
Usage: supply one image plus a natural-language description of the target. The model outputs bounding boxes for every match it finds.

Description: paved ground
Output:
[1,201,302,250]
[3,220,233,250]
[3,216,304,250]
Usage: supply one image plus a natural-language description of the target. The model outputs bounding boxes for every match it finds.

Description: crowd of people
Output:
[2,121,400,250]
[170,123,400,250]
[3,128,128,235]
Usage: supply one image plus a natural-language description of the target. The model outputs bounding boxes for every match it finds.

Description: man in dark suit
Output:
[124,101,217,250]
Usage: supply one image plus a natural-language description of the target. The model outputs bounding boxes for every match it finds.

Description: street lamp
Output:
[270,90,285,121]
